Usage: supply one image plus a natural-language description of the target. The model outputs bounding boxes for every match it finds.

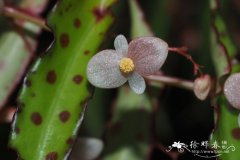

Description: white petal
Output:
[224,73,240,110]
[70,137,103,160]
[128,37,168,76]
[128,72,146,94]
[87,50,127,88]
[114,34,128,56]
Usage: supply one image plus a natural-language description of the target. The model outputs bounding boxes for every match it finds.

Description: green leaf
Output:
[211,95,239,160]
[210,0,239,77]
[0,32,31,109]
[10,0,116,159]
[210,1,240,160]
[210,15,238,77]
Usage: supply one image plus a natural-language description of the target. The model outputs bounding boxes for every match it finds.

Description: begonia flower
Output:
[87,35,168,94]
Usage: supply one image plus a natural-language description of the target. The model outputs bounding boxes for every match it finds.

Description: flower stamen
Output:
[119,58,134,74]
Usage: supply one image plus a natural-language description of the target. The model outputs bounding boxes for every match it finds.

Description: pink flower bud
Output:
[193,75,211,100]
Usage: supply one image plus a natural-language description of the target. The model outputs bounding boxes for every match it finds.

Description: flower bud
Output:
[224,73,240,110]
[193,75,211,100]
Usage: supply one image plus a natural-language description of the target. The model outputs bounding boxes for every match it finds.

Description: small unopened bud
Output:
[193,75,211,100]
[224,73,240,110]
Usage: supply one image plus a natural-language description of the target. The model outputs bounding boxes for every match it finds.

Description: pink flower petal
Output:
[128,72,146,94]
[87,50,127,88]
[224,73,240,110]
[128,37,168,76]
[114,34,128,56]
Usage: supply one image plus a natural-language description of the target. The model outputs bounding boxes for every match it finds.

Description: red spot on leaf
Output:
[92,7,107,23]
[74,18,81,28]
[84,50,90,55]
[232,128,240,139]
[59,111,70,123]
[73,75,83,84]
[31,112,42,125]
[60,33,70,48]
[46,70,57,84]
[15,127,20,134]
[66,137,75,145]
[45,152,58,160]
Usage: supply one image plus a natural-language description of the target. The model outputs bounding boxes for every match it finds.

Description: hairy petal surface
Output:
[114,34,128,56]
[224,73,240,109]
[128,72,146,94]
[128,37,168,76]
[87,50,127,88]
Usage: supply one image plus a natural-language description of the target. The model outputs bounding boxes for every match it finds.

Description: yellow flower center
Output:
[119,58,134,74]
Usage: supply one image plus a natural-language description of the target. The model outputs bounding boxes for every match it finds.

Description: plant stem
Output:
[145,74,194,90]
[3,6,51,32]
[168,47,201,75]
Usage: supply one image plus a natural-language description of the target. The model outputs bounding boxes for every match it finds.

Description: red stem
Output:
[168,47,202,75]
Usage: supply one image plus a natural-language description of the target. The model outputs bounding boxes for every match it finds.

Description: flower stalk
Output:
[168,47,201,75]
[145,74,194,90]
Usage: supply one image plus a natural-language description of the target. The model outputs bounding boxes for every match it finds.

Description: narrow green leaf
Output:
[0,32,31,109]
[10,0,116,159]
